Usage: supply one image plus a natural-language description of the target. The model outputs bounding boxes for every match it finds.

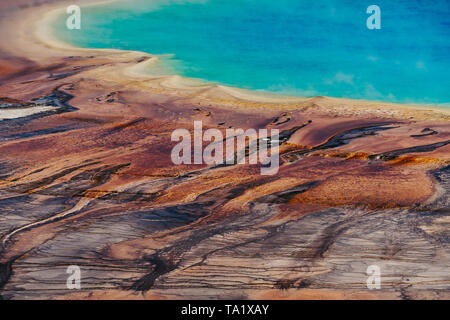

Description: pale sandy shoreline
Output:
[5,0,449,120]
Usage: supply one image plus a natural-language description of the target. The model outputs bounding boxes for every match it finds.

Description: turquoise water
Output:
[56,0,450,104]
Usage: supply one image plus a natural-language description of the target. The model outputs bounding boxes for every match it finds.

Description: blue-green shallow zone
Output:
[55,0,450,104]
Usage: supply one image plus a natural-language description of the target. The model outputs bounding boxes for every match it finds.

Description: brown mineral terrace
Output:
[0,0,449,300]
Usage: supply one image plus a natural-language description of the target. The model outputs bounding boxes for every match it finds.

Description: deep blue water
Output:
[56,0,450,104]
